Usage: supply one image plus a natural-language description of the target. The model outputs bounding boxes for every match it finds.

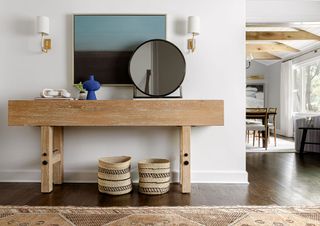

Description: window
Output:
[293,57,320,113]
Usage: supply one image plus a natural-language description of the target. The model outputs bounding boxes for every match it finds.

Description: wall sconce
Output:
[246,53,254,69]
[187,16,200,53]
[37,16,51,53]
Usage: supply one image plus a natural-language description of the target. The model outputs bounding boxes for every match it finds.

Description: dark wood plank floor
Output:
[0,152,319,206]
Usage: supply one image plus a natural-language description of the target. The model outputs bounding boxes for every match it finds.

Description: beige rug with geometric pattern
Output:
[0,206,319,226]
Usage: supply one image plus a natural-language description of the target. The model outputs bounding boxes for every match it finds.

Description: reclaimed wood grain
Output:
[246,31,320,41]
[180,126,191,193]
[8,100,224,127]
[53,127,63,185]
[40,126,53,193]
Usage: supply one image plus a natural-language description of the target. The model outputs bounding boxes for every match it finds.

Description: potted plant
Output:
[74,82,86,100]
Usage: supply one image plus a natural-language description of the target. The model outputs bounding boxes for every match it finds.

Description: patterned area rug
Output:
[0,206,319,226]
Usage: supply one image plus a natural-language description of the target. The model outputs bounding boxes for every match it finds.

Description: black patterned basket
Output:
[98,156,132,195]
[138,159,170,195]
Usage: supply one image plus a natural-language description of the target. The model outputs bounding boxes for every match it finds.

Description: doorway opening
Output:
[245,22,320,153]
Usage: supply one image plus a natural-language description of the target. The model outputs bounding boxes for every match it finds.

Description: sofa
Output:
[295,115,320,153]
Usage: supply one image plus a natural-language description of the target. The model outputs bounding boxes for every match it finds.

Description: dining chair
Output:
[268,107,277,146]
[246,108,268,148]
[246,122,265,146]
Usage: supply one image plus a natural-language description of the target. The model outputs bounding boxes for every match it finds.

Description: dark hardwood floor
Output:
[0,152,320,206]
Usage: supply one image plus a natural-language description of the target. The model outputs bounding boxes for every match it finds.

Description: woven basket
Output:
[98,156,132,195]
[138,159,170,195]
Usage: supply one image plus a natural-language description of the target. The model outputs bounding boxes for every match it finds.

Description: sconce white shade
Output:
[37,16,50,35]
[188,16,200,35]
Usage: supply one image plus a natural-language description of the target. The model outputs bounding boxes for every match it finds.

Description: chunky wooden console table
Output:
[8,100,224,194]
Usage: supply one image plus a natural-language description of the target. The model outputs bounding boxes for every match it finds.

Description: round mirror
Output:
[129,39,186,97]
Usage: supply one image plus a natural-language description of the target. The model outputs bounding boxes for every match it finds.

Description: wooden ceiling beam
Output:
[246,43,300,53]
[246,30,320,41]
[248,52,281,60]
[246,22,320,27]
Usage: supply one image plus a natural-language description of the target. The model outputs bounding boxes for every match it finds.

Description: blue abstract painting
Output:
[73,15,166,85]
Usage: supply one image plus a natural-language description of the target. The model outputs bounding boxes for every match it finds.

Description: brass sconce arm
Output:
[188,33,196,53]
[41,33,51,53]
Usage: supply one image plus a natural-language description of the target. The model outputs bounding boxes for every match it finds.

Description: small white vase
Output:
[78,91,87,100]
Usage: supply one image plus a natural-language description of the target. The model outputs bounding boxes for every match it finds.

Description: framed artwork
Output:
[73,14,167,86]
[246,83,265,108]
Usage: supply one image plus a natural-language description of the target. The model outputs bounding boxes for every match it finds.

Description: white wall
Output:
[0,0,247,183]
[246,61,267,79]
[265,62,281,130]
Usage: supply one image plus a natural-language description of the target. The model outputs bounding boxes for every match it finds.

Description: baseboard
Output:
[0,170,248,184]
[0,170,41,182]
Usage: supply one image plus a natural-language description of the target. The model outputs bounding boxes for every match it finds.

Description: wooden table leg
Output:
[300,128,308,155]
[53,127,64,184]
[180,151,182,185]
[41,126,54,193]
[262,117,268,150]
[180,126,191,193]
[264,128,268,150]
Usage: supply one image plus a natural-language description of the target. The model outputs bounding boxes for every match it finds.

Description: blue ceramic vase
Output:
[83,75,101,100]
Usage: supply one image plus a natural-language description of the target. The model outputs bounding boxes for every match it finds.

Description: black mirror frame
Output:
[128,39,186,98]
